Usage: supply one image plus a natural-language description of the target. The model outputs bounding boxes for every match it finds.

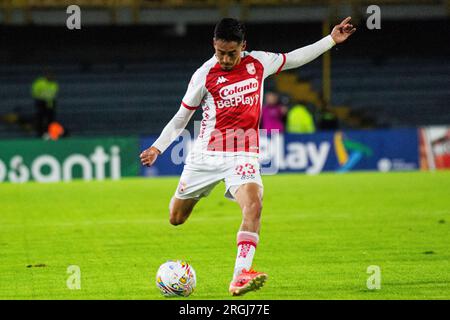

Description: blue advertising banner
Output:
[140,129,419,176]
[140,136,187,176]
[260,128,419,174]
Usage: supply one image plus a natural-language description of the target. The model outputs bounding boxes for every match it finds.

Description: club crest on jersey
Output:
[246,63,256,75]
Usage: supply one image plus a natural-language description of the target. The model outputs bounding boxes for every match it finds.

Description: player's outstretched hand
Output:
[140,146,160,167]
[331,16,356,44]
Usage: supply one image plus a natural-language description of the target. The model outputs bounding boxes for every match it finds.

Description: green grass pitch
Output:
[1,171,449,299]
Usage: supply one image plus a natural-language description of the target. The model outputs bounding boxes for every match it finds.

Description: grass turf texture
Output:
[1,171,449,299]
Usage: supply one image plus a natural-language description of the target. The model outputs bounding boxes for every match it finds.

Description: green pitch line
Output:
[0,171,449,299]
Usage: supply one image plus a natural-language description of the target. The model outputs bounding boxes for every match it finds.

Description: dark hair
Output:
[214,18,246,43]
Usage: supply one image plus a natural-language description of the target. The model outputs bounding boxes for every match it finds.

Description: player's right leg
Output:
[168,156,223,226]
[169,197,198,226]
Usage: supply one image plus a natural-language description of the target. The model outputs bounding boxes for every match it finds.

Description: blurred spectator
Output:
[46,121,65,141]
[317,107,339,131]
[261,91,288,134]
[286,103,316,134]
[31,71,59,137]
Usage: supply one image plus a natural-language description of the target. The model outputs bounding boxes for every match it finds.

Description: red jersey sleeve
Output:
[181,69,207,110]
[249,51,286,79]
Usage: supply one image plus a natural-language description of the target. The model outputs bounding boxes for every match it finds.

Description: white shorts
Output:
[174,154,263,201]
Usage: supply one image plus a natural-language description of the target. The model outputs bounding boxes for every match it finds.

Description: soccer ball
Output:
[156,260,196,297]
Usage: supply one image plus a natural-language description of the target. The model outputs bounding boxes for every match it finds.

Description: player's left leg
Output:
[233,182,264,276]
[234,182,263,234]
[228,182,268,296]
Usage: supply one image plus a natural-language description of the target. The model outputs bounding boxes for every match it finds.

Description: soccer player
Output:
[140,17,355,296]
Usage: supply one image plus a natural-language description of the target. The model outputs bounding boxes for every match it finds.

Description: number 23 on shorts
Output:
[235,163,257,176]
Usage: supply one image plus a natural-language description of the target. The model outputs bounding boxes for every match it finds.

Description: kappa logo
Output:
[216,76,229,85]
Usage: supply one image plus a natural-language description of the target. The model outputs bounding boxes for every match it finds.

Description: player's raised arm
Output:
[140,105,196,167]
[282,16,356,71]
[330,16,357,44]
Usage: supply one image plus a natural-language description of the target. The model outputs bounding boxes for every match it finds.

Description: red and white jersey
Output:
[182,51,286,157]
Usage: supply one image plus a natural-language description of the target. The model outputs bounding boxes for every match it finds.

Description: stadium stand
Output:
[295,56,450,128]
[0,16,448,138]
[0,61,197,137]
[1,54,448,138]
